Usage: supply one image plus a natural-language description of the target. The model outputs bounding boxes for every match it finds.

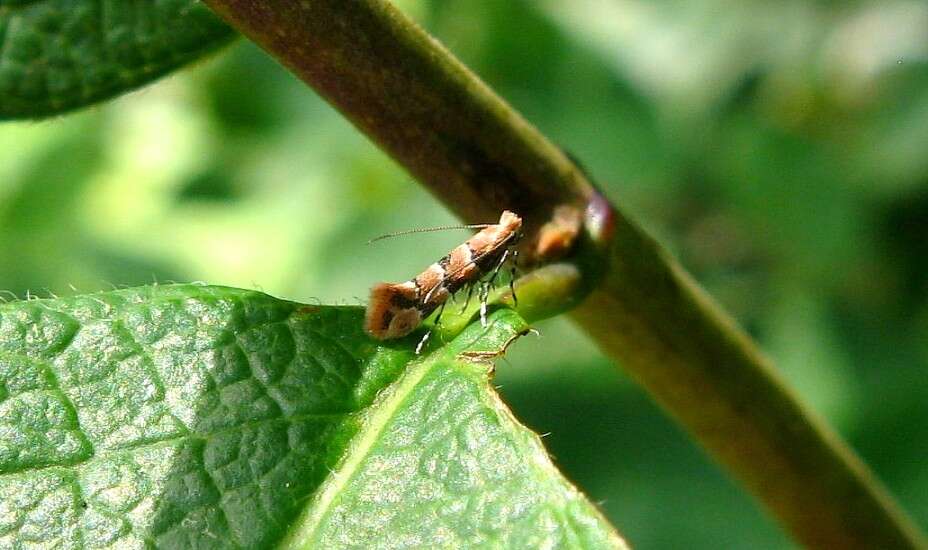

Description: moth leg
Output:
[479,251,513,328]
[479,282,491,327]
[416,302,447,355]
[460,283,476,313]
[415,330,432,355]
[423,283,438,304]
[433,301,447,327]
[486,249,510,289]
[509,249,519,307]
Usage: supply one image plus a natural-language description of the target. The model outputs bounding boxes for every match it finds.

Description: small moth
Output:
[534,204,583,262]
[364,210,523,344]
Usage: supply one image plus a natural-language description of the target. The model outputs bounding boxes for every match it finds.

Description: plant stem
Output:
[202,1,927,548]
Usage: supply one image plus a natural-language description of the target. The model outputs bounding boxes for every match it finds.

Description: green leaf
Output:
[0,0,235,119]
[0,285,625,548]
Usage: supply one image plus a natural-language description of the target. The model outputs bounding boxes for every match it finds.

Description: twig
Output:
[201,1,927,548]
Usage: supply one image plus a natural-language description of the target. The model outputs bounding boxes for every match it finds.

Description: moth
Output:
[534,205,582,262]
[364,210,523,346]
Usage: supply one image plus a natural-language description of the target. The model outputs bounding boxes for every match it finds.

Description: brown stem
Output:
[201,1,927,548]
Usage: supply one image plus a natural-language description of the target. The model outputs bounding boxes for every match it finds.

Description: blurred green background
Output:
[3,0,928,547]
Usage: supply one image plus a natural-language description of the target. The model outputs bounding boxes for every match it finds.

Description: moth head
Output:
[498,210,523,236]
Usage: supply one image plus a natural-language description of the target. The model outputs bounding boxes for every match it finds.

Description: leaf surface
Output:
[0,0,235,118]
[0,285,626,548]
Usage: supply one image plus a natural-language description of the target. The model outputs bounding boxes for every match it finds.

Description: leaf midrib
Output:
[280,350,443,549]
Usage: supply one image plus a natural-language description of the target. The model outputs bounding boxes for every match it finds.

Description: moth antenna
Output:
[368,223,493,244]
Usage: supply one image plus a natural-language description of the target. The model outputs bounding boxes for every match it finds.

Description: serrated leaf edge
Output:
[483,386,630,549]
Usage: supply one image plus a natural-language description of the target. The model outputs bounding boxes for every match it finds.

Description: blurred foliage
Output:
[0,0,233,118]
[2,0,927,547]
